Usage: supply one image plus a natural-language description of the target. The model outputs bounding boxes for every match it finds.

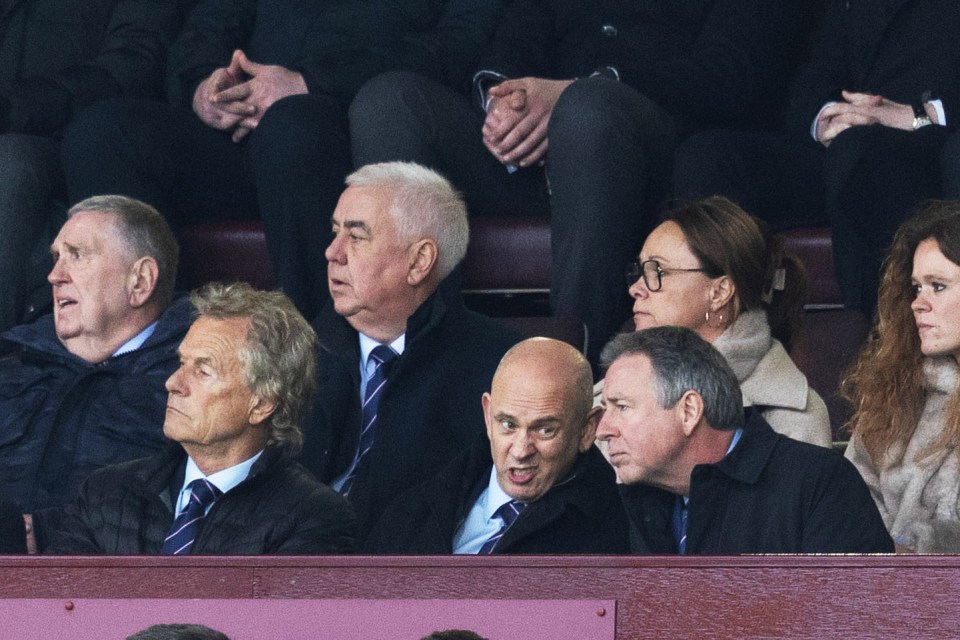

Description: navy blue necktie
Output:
[342,345,397,495]
[162,478,222,555]
[672,495,688,555]
[479,500,525,554]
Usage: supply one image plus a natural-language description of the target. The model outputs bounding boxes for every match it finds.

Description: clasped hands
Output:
[482,77,573,168]
[192,49,308,142]
[815,90,920,147]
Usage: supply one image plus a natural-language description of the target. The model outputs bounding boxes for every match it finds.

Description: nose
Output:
[911,287,931,314]
[508,430,535,460]
[325,231,346,264]
[165,367,187,395]
[47,256,68,285]
[595,410,615,442]
[629,277,649,300]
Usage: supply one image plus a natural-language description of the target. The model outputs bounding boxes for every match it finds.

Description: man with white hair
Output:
[301,162,522,538]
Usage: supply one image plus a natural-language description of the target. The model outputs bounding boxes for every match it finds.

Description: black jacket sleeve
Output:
[2,0,182,135]
[165,0,257,107]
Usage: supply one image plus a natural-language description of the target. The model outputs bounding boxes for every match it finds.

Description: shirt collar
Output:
[183,449,264,496]
[482,465,516,520]
[358,332,405,370]
[112,320,159,357]
[357,332,407,380]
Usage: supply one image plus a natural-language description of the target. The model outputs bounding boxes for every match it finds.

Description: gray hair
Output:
[190,282,318,455]
[68,195,179,308]
[346,162,469,279]
[600,326,744,431]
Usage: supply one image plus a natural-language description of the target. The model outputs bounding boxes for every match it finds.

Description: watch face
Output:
[913,115,933,130]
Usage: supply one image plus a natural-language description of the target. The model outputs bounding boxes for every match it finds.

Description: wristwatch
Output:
[912,92,933,130]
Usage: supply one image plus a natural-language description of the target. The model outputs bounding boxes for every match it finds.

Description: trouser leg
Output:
[547,77,677,366]
[349,71,548,219]
[0,134,61,331]
[251,94,351,320]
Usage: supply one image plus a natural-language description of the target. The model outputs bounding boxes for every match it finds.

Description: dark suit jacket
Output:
[787,0,960,138]
[300,288,522,539]
[621,409,894,554]
[0,0,185,135]
[478,0,809,132]
[366,434,630,554]
[48,443,357,554]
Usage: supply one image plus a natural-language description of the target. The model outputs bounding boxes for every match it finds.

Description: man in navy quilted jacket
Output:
[0,195,192,550]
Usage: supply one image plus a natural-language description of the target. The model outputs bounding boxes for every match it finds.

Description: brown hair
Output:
[842,201,960,463]
[666,197,808,350]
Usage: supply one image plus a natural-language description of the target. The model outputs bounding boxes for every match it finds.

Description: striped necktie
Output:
[479,500,525,554]
[673,495,689,555]
[342,345,397,495]
[161,478,222,555]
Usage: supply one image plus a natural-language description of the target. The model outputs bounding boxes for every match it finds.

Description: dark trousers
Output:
[350,71,677,365]
[940,129,960,198]
[62,94,352,320]
[674,124,950,314]
[0,134,62,332]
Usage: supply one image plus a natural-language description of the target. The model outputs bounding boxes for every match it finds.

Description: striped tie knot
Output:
[161,478,223,555]
[478,500,526,554]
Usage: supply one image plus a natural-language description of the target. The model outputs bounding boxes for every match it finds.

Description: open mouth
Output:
[508,467,536,484]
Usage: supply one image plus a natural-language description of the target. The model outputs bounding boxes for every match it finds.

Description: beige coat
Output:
[594,310,832,447]
[845,356,960,552]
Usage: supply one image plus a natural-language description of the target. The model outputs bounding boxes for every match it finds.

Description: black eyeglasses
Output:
[626,259,709,292]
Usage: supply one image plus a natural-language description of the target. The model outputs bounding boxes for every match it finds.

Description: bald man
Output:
[365,338,629,554]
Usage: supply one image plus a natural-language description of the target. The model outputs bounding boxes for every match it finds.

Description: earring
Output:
[705,311,710,323]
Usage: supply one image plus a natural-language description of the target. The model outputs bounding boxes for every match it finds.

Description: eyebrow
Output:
[176,351,217,369]
[330,217,372,234]
[494,411,563,427]
[50,240,81,256]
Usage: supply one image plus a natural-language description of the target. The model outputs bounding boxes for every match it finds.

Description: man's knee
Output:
[549,78,672,152]
[252,95,346,164]
[350,70,432,126]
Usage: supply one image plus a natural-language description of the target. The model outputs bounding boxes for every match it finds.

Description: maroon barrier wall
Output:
[1,555,957,638]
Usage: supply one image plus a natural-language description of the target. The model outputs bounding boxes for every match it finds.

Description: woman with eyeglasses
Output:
[598,196,831,447]
[841,202,960,553]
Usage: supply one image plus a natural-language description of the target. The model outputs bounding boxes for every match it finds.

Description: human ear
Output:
[406,239,439,286]
[578,406,603,452]
[709,275,735,312]
[676,391,704,436]
[248,394,278,426]
[127,257,159,308]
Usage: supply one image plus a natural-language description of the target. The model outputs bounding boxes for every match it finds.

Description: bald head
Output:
[483,338,598,502]
[493,338,594,416]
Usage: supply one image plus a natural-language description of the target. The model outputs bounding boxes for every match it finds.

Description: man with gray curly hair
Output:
[49,282,357,554]
[303,162,521,539]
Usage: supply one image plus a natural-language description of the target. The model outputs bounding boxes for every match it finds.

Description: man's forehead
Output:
[180,317,249,359]
[53,210,118,246]
[333,185,394,223]
[604,354,652,395]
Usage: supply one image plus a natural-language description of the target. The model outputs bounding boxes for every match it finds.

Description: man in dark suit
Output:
[367,337,629,554]
[300,162,522,540]
[350,0,809,367]
[597,326,894,554]
[49,282,356,554]
[675,0,960,314]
